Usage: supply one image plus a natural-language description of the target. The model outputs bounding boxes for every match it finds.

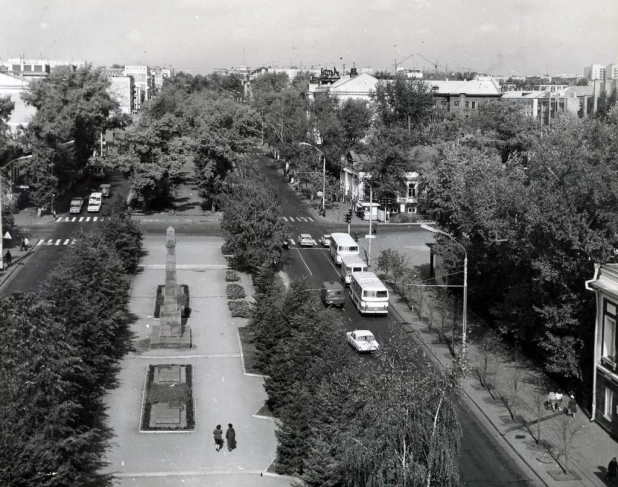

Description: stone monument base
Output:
[150,324,192,349]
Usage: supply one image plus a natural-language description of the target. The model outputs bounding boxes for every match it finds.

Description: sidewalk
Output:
[388,290,617,487]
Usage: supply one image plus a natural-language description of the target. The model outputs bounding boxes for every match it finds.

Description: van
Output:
[340,255,368,286]
[89,164,106,180]
[321,280,345,307]
[99,184,111,197]
[87,192,103,213]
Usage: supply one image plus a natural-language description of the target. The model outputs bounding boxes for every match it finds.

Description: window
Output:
[603,316,616,362]
[465,101,469,109]
[605,387,614,420]
[471,101,476,109]
[407,207,417,214]
[407,182,417,198]
[453,101,460,107]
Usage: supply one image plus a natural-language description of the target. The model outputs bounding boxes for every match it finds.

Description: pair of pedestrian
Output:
[213,424,237,452]
[20,237,29,251]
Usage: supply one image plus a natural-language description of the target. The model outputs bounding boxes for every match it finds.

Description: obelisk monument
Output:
[160,226,182,337]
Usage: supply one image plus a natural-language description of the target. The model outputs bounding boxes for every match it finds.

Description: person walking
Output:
[20,237,29,251]
[213,425,224,452]
[567,394,578,417]
[226,424,237,452]
[608,457,618,484]
[4,250,12,268]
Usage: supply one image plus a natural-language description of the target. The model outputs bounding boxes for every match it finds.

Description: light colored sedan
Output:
[298,233,316,247]
[319,234,331,247]
[346,330,379,353]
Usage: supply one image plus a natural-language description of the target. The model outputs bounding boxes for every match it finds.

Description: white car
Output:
[87,192,103,213]
[347,330,379,353]
[319,234,331,247]
[298,233,316,247]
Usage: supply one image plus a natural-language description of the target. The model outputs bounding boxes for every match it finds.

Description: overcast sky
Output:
[1,0,617,76]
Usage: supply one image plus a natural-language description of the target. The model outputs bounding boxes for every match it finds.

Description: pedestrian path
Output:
[56,215,105,223]
[280,215,315,223]
[36,238,77,246]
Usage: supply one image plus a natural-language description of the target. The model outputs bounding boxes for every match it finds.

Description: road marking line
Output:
[288,217,295,222]
[71,217,77,222]
[55,239,61,245]
[295,248,313,276]
[289,239,296,246]
[93,217,98,222]
[37,240,44,246]
[307,217,314,222]
[72,239,76,245]
[63,239,70,245]
[298,217,306,222]
[79,217,84,222]
[282,217,288,222]
[325,251,340,273]
[47,239,54,245]
[85,217,91,222]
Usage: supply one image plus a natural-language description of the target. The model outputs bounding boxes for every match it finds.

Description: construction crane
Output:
[416,53,440,73]
[394,53,414,74]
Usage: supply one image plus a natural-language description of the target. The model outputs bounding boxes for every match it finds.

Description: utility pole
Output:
[368,184,373,267]
[0,173,4,270]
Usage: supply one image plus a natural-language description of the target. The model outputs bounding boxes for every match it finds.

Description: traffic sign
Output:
[4,231,12,239]
[365,235,376,239]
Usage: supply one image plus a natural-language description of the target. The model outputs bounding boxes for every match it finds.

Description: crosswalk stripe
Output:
[307,217,314,222]
[289,217,295,222]
[47,239,54,245]
[85,217,91,222]
[290,239,296,246]
[63,239,70,245]
[55,239,61,245]
[71,239,76,245]
[79,217,84,222]
[282,217,288,222]
[93,217,98,222]
[71,217,77,222]
[37,240,44,246]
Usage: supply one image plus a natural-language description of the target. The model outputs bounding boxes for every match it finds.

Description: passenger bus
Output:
[349,271,389,315]
[340,254,368,286]
[329,232,359,265]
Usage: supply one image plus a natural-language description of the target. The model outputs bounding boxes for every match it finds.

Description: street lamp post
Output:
[299,142,326,216]
[421,224,468,356]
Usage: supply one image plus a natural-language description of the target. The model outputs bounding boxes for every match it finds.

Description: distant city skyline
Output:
[1,0,616,77]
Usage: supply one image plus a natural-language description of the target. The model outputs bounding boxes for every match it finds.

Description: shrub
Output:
[228,300,253,318]
[227,283,246,300]
[226,270,240,282]
[221,241,232,255]
[390,212,420,223]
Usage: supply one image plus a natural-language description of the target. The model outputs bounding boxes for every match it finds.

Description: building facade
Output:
[585,264,618,437]
[0,72,36,132]
[108,76,134,115]
[124,65,152,113]
[429,77,502,113]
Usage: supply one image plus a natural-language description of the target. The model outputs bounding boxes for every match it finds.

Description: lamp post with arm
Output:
[421,224,468,358]
[299,142,326,216]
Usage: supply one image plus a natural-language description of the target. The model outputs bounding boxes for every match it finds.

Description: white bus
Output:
[329,232,359,265]
[340,255,368,286]
[349,272,389,315]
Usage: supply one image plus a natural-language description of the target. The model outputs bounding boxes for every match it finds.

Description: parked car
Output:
[99,184,111,197]
[319,234,332,247]
[346,330,379,353]
[321,280,345,307]
[69,197,85,214]
[87,192,103,213]
[298,233,316,247]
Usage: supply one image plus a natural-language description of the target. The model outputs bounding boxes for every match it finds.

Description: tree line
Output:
[0,203,142,486]
[248,268,461,486]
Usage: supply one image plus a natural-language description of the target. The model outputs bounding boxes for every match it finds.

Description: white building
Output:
[108,77,134,115]
[124,65,152,112]
[585,64,607,81]
[309,72,379,103]
[0,72,36,132]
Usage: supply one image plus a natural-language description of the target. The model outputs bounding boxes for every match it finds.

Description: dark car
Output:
[321,280,345,307]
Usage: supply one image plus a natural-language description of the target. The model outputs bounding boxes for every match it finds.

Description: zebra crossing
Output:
[56,216,105,223]
[280,216,314,223]
[37,238,77,246]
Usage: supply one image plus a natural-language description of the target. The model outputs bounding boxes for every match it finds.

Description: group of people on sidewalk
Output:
[3,237,30,270]
[213,424,237,452]
[546,391,578,416]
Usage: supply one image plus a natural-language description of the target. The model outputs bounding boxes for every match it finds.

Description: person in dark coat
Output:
[4,250,12,268]
[226,423,237,451]
[608,457,617,482]
[567,394,577,417]
[213,424,224,452]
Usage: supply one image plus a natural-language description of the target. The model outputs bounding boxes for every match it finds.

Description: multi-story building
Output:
[151,66,174,94]
[429,76,502,112]
[585,64,607,81]
[586,264,618,437]
[308,70,378,103]
[606,64,618,80]
[124,65,152,113]
[108,76,134,115]
[0,72,36,132]
[5,57,85,77]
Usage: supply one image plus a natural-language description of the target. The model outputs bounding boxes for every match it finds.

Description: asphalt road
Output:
[1,154,536,485]
[256,153,536,486]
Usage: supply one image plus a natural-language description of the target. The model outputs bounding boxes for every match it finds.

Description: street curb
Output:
[387,301,550,487]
